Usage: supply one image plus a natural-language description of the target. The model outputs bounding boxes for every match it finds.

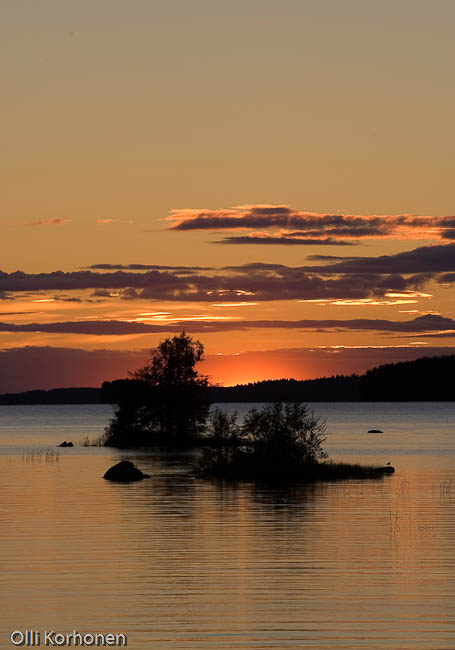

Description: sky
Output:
[1,0,455,391]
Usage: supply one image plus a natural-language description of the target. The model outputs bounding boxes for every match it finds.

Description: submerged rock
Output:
[367,429,383,433]
[57,441,73,447]
[103,460,150,482]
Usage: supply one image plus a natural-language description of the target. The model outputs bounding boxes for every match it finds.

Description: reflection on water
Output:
[0,405,454,649]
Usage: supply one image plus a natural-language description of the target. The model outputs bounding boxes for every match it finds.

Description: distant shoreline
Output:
[1,353,454,404]
[0,387,103,405]
[0,392,453,405]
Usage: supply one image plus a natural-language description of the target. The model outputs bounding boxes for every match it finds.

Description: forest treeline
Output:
[1,354,454,404]
[210,353,455,402]
[102,353,455,403]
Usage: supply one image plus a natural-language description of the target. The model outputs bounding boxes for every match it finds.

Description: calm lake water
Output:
[0,403,453,649]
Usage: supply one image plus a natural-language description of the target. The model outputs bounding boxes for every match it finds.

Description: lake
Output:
[0,402,453,649]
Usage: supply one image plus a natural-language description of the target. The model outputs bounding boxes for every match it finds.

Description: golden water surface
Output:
[0,403,453,649]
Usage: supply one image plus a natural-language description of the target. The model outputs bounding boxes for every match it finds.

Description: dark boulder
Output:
[367,429,383,433]
[57,441,74,447]
[103,460,150,482]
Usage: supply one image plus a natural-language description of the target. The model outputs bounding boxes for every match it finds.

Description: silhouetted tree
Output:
[103,332,210,446]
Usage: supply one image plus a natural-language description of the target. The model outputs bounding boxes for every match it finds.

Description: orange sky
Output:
[1,1,454,390]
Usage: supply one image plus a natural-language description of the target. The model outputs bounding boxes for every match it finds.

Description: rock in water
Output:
[57,441,74,447]
[103,460,150,482]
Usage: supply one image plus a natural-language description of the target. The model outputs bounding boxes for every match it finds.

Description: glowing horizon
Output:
[1,1,455,390]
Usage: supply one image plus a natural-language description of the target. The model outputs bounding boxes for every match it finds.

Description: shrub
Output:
[198,402,328,481]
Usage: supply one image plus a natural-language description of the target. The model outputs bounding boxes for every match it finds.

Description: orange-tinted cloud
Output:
[22,218,72,226]
[167,204,455,244]
[96,219,134,225]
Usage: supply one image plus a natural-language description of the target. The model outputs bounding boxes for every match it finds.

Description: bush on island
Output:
[198,402,394,483]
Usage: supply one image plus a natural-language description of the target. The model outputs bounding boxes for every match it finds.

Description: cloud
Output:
[0,320,199,335]
[307,254,363,261]
[25,218,72,226]
[0,314,452,336]
[0,311,39,316]
[408,331,455,338]
[0,270,432,302]
[216,234,354,246]
[0,269,187,294]
[96,219,134,225]
[88,263,213,271]
[0,244,452,303]
[166,205,455,243]
[306,243,455,274]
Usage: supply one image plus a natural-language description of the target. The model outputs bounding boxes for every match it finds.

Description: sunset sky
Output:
[1,0,455,391]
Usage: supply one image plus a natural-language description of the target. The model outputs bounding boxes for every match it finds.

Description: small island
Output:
[197,402,394,482]
[100,333,394,484]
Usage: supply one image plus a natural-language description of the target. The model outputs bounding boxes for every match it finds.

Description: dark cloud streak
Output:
[0,314,452,336]
[88,263,213,271]
[167,205,455,243]
[308,244,455,274]
[216,235,354,246]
